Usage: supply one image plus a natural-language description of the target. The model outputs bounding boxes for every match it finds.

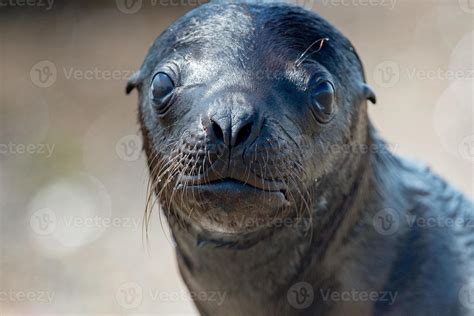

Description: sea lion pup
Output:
[126,1,474,315]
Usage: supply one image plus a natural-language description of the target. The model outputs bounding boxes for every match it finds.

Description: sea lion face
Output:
[129,3,376,235]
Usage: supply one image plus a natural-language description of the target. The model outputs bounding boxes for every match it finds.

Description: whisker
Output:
[295,37,329,67]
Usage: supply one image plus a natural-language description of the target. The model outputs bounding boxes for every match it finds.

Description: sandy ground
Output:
[0,0,472,314]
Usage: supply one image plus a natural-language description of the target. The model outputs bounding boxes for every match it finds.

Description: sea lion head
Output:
[127,2,376,236]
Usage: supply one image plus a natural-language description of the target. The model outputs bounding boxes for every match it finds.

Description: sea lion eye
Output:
[311,81,335,123]
[151,72,175,112]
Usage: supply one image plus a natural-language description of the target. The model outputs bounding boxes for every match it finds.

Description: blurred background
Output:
[0,0,472,314]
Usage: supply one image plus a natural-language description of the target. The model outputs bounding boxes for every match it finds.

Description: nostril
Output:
[211,120,224,142]
[235,122,253,146]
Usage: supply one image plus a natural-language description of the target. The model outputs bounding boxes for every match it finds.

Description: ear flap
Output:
[362,84,377,104]
[126,71,142,95]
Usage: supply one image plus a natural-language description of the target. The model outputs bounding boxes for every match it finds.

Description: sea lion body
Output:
[127,2,474,315]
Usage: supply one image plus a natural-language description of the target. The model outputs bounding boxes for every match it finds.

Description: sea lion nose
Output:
[207,108,261,149]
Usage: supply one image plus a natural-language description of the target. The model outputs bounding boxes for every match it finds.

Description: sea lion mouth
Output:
[179,177,289,200]
[178,175,290,202]
[180,177,288,199]
[178,175,288,194]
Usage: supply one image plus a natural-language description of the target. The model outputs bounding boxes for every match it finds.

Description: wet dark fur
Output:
[127,2,474,315]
